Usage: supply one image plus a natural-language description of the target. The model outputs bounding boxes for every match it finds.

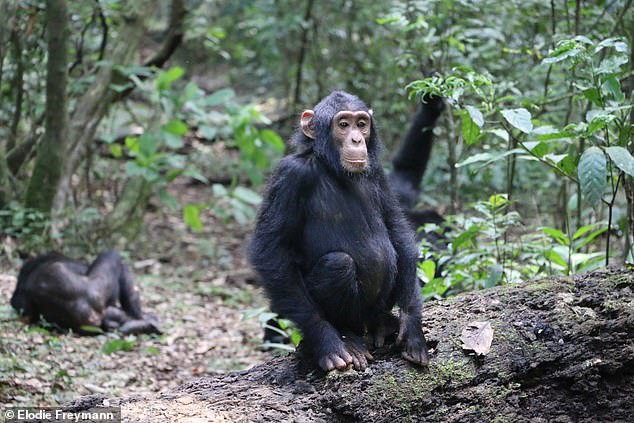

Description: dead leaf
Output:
[461,321,494,356]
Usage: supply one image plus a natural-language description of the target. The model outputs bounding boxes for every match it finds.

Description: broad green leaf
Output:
[110,144,123,158]
[488,128,509,142]
[456,152,493,167]
[582,87,601,106]
[418,260,436,283]
[578,147,607,206]
[575,227,607,250]
[198,125,217,140]
[206,88,235,106]
[542,40,583,64]
[461,113,481,145]
[156,66,184,91]
[260,129,285,152]
[541,227,569,246]
[523,141,548,158]
[488,194,508,208]
[501,108,533,134]
[163,119,188,136]
[125,136,140,154]
[452,225,482,250]
[102,339,136,355]
[233,186,262,206]
[545,249,568,270]
[596,55,628,75]
[158,189,179,210]
[465,105,484,127]
[183,204,203,232]
[212,184,228,197]
[573,222,602,240]
[601,76,624,102]
[535,131,575,142]
[456,149,525,169]
[586,113,616,134]
[605,146,634,177]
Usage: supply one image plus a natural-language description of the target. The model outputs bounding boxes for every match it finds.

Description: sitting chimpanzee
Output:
[10,251,161,335]
[249,91,429,371]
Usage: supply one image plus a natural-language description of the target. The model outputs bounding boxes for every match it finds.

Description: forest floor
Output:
[0,180,279,407]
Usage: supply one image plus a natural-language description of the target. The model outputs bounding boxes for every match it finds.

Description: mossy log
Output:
[67,267,634,422]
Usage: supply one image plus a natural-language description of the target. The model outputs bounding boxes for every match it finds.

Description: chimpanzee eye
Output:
[358,120,367,128]
[339,121,349,128]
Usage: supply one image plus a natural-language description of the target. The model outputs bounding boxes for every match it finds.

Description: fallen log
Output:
[67,267,634,422]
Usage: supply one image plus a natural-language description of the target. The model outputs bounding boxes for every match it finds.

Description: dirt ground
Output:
[0,181,278,407]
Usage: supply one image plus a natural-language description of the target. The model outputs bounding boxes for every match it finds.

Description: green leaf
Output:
[465,105,484,127]
[233,186,262,206]
[542,40,583,64]
[260,129,285,152]
[461,113,481,145]
[158,189,179,210]
[541,227,569,246]
[198,125,217,140]
[545,249,568,270]
[601,76,624,102]
[578,147,607,206]
[501,108,533,134]
[586,113,616,134]
[418,260,436,283]
[183,204,204,232]
[605,146,634,177]
[452,225,482,250]
[572,222,602,240]
[156,66,184,91]
[582,87,601,106]
[125,136,140,154]
[206,88,235,106]
[110,144,123,158]
[79,325,104,334]
[102,339,136,355]
[163,119,188,136]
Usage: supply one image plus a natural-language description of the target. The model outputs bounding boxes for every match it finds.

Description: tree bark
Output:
[53,0,184,214]
[23,0,69,213]
[67,267,634,422]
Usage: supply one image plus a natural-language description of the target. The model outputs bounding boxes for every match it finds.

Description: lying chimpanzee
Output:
[10,251,161,335]
[249,91,430,371]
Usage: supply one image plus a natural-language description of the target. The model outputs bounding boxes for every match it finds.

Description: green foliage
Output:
[243,308,301,351]
[102,337,137,355]
[211,184,262,225]
[0,203,51,253]
[420,195,550,298]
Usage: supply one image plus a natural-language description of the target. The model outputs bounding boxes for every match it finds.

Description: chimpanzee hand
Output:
[342,334,374,371]
[317,338,354,371]
[396,314,430,366]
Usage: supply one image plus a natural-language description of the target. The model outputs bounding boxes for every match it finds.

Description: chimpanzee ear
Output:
[300,110,316,139]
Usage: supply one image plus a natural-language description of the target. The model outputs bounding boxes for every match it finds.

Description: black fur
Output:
[249,91,428,370]
[11,251,160,335]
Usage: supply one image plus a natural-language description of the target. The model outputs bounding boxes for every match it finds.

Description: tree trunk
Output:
[67,267,634,422]
[53,0,152,212]
[23,0,69,213]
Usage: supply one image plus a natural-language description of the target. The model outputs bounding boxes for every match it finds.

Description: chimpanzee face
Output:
[331,110,371,172]
[300,107,373,174]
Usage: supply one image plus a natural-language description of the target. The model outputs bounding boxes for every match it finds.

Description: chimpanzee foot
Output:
[370,313,399,348]
[342,333,373,370]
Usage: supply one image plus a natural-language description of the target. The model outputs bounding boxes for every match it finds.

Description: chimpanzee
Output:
[10,251,161,335]
[249,91,429,371]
